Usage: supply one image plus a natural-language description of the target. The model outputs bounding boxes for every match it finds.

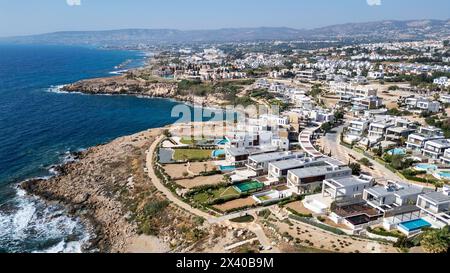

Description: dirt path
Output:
[145,135,215,222]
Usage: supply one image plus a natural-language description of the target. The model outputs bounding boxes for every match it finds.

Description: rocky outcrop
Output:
[62,75,178,98]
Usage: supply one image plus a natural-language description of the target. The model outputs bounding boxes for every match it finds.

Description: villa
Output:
[384,126,416,144]
[406,133,445,152]
[246,151,305,176]
[287,164,352,194]
[422,139,450,161]
[322,174,375,200]
[368,120,393,143]
[440,148,450,165]
[347,120,369,138]
[363,181,424,214]
[416,188,450,227]
[405,97,440,113]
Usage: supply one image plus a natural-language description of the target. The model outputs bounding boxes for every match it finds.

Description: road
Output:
[319,125,405,184]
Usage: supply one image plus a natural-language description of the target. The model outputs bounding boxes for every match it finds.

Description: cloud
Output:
[366,0,382,6]
[66,0,81,6]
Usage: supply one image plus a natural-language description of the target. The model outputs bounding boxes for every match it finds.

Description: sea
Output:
[0,44,199,253]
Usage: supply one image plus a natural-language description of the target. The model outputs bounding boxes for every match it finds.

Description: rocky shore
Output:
[61,73,229,108]
[20,129,224,253]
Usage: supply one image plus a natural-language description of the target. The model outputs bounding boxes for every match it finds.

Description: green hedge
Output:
[286,207,313,218]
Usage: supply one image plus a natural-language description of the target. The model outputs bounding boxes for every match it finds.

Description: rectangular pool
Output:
[399,219,431,232]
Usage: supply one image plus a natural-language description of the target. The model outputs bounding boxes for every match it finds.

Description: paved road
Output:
[320,126,404,184]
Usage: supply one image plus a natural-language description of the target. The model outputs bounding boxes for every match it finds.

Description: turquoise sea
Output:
[0,44,193,252]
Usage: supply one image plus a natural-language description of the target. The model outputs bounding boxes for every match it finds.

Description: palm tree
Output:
[421,227,450,254]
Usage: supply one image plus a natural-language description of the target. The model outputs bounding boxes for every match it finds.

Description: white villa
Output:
[322,174,375,200]
[363,181,423,214]
[417,189,450,227]
[422,139,450,161]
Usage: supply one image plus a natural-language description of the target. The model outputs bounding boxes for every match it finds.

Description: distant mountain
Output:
[309,19,450,40]
[1,19,449,46]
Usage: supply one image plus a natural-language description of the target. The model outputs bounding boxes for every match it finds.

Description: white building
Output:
[368,71,385,80]
[347,120,369,137]
[322,174,374,200]
[363,181,424,214]
[246,151,304,176]
[405,97,441,113]
[434,76,449,87]
[422,139,450,161]
[287,164,352,194]
[417,191,450,227]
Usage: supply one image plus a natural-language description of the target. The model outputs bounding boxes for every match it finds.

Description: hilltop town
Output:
[30,37,450,254]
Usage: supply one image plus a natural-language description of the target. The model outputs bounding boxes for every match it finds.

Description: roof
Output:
[226,147,248,157]
[386,127,415,134]
[421,192,450,204]
[326,176,371,188]
[365,183,422,198]
[270,159,306,170]
[289,165,351,179]
[426,139,450,148]
[248,151,303,163]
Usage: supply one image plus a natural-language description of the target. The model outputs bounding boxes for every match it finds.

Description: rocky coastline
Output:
[61,73,230,108]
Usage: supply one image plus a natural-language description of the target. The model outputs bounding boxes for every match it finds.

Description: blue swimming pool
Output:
[212,149,225,157]
[415,164,438,171]
[399,219,431,232]
[216,139,229,145]
[220,165,236,172]
[387,148,406,156]
[438,171,450,179]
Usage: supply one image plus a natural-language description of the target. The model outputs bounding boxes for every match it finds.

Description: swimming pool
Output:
[399,219,431,232]
[216,139,229,145]
[438,171,450,179]
[414,164,438,172]
[212,149,225,157]
[387,148,406,156]
[220,165,236,172]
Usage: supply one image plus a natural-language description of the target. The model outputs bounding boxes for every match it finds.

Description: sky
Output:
[0,0,449,37]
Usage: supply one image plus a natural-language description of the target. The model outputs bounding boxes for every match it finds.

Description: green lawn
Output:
[173,149,212,161]
[180,137,196,145]
[192,186,240,204]
[230,215,255,223]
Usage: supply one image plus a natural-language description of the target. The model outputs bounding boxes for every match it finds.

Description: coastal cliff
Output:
[20,129,216,253]
[61,72,244,107]
[62,75,179,98]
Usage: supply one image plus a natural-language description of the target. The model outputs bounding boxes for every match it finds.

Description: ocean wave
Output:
[109,69,129,75]
[46,85,85,95]
[0,187,91,253]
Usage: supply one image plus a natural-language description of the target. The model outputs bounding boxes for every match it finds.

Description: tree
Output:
[421,227,450,254]
[358,158,372,167]
[349,163,362,176]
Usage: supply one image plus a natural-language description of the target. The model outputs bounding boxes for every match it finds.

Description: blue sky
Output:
[0,0,449,37]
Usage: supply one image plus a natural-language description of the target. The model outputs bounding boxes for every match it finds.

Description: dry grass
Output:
[286,201,314,215]
[175,174,225,189]
[214,197,256,212]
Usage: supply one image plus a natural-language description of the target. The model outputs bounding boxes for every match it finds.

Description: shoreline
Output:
[19,129,165,252]
[13,53,230,253]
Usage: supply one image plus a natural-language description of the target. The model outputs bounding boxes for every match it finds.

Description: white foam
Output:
[0,187,91,253]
